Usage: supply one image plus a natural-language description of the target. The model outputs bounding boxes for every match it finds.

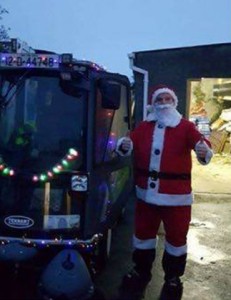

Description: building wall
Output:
[132,43,231,124]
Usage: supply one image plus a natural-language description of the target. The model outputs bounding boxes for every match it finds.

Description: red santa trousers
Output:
[135,199,191,247]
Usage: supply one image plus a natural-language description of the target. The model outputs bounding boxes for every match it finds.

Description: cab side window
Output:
[94,82,129,164]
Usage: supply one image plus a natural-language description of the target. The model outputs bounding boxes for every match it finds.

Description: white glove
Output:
[121,137,132,152]
[116,136,133,156]
[196,137,208,159]
[195,136,213,164]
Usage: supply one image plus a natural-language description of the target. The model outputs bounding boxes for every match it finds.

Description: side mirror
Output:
[98,79,121,110]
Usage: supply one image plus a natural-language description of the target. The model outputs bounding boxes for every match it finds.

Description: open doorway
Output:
[187,78,231,154]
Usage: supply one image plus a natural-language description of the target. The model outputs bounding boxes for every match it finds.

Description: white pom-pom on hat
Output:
[151,84,178,107]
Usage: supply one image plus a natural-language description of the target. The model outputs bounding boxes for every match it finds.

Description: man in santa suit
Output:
[116,85,213,300]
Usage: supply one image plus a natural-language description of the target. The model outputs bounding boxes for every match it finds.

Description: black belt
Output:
[137,169,191,181]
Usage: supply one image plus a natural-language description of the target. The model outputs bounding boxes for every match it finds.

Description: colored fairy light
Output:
[62,159,69,166]
[9,169,15,176]
[47,171,53,178]
[40,174,47,181]
[69,148,78,156]
[0,234,101,250]
[0,148,79,181]
[33,175,39,182]
[52,167,60,173]
[3,167,10,175]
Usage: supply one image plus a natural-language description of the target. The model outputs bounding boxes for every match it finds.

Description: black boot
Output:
[159,251,186,300]
[159,277,183,300]
[119,248,156,300]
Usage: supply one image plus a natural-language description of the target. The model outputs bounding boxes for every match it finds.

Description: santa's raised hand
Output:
[196,136,209,159]
[121,132,132,152]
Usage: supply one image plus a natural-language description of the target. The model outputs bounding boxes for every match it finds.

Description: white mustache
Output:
[154,103,173,110]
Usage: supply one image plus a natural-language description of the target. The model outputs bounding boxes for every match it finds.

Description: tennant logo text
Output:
[4,216,34,229]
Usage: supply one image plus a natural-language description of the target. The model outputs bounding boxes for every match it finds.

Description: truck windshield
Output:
[0,70,86,177]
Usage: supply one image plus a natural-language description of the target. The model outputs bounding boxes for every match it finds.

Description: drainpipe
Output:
[128,52,149,120]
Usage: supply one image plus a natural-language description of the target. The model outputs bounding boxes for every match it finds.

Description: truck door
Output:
[85,75,132,236]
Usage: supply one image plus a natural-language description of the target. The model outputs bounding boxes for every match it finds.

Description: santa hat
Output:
[151,84,178,108]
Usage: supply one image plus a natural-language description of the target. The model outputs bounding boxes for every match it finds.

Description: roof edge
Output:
[132,42,231,55]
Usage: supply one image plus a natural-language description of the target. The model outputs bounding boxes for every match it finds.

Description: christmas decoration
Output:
[0,148,79,182]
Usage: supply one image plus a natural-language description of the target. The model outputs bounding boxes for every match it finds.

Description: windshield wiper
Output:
[0,81,16,108]
[0,70,31,109]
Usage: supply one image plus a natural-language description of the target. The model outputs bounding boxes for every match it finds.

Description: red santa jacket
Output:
[130,118,212,206]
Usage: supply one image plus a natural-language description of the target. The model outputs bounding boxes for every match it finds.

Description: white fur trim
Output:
[136,186,193,206]
[152,88,178,107]
[165,241,187,256]
[149,125,165,171]
[133,236,157,249]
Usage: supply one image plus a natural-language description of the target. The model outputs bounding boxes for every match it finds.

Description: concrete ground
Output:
[95,154,231,300]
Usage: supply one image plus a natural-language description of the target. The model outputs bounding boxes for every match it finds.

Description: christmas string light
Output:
[0,148,79,182]
[0,233,101,250]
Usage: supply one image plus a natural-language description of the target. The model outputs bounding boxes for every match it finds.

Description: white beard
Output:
[146,104,182,127]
